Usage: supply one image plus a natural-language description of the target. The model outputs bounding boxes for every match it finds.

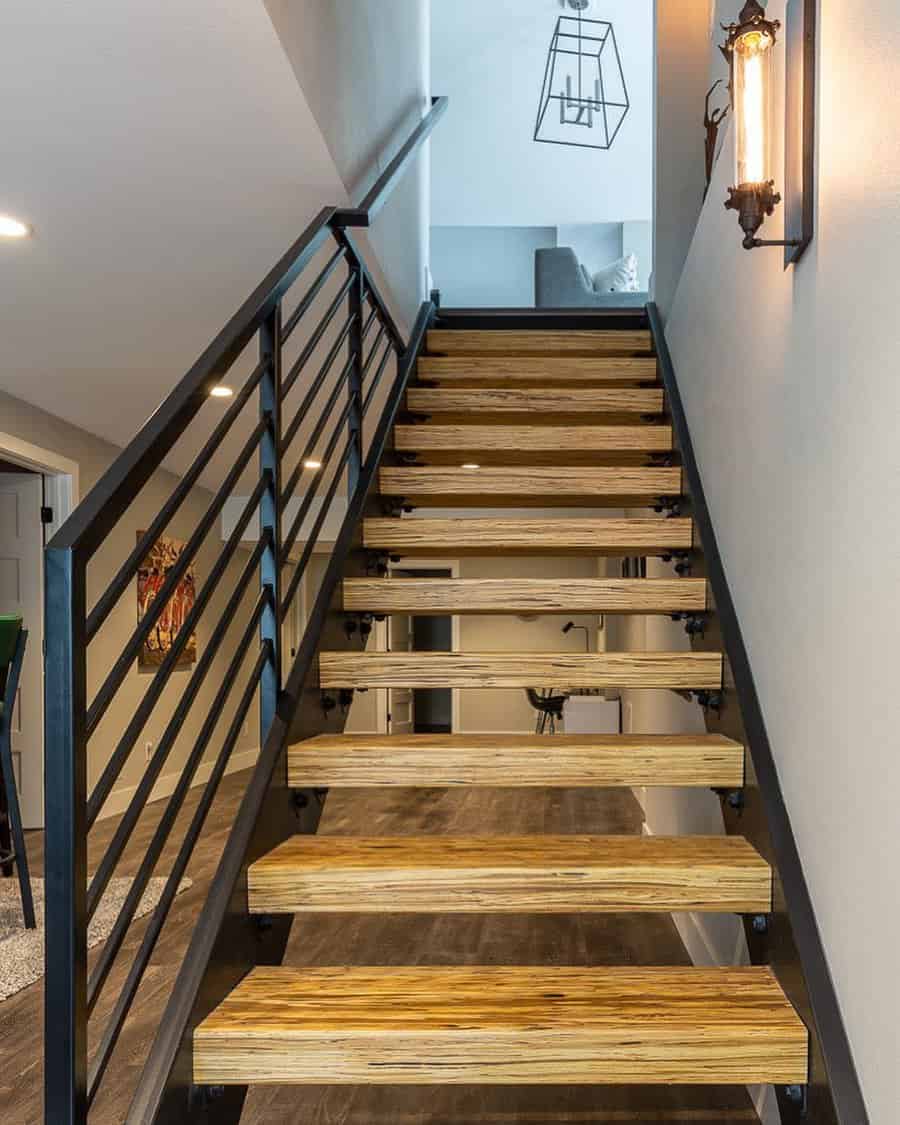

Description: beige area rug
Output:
[0,875,192,1001]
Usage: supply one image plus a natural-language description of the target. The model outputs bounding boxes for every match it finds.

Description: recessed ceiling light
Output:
[209,385,234,398]
[461,462,481,470]
[0,215,31,239]
[304,459,323,470]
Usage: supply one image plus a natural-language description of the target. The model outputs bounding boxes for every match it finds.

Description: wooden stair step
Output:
[344,577,706,615]
[407,387,665,416]
[378,466,682,507]
[319,651,722,690]
[194,965,808,1086]
[426,329,653,357]
[417,355,659,385]
[363,517,693,557]
[248,835,772,915]
[288,733,745,789]
[395,424,673,454]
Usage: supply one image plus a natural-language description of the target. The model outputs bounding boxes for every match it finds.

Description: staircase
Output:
[192,324,809,1099]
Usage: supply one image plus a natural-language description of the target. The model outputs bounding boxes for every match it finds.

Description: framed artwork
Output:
[136,533,197,669]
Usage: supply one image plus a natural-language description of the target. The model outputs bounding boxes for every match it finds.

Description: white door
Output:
[387,612,415,735]
[0,474,44,827]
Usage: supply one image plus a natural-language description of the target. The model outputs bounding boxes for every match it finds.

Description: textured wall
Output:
[664,0,899,1115]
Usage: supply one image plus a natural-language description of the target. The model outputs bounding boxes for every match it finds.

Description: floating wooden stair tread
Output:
[319,651,722,690]
[363,517,692,557]
[344,577,707,615]
[288,733,745,789]
[395,424,673,454]
[426,329,653,357]
[417,355,659,385]
[407,387,665,416]
[379,466,681,507]
[194,965,808,1086]
[248,835,771,915]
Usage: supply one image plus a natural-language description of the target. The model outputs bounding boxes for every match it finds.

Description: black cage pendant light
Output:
[534,0,629,150]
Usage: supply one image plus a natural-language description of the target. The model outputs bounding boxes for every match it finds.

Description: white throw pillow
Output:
[592,252,639,293]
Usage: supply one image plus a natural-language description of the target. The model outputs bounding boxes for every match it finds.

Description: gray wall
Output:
[661,0,898,1115]
[265,0,431,327]
[431,226,557,308]
[0,389,259,821]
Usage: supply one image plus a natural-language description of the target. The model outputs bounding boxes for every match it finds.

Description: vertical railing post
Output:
[44,545,88,1124]
[259,304,282,726]
[346,251,365,499]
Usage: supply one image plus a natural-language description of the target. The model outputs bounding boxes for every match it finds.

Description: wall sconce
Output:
[721,0,815,264]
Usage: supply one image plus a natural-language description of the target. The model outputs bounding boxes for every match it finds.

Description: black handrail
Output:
[333,96,449,228]
[44,93,446,1125]
[647,302,869,1125]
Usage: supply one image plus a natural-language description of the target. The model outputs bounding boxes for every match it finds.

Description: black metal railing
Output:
[44,96,446,1124]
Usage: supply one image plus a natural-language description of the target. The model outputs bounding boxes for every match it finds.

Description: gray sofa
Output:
[535,247,648,309]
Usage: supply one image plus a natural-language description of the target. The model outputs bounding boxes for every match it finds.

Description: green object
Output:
[0,615,23,704]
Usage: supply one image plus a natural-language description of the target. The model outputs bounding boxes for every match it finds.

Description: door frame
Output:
[375,558,461,735]
[0,432,79,827]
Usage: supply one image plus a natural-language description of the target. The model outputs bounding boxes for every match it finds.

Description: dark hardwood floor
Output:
[0,770,758,1124]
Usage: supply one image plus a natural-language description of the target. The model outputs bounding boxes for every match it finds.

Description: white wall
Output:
[0,0,344,464]
[431,0,653,229]
[431,226,556,307]
[266,0,432,326]
[653,0,713,316]
[664,1,900,1117]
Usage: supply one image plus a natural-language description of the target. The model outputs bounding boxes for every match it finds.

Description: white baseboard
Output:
[96,746,260,822]
[642,822,782,1125]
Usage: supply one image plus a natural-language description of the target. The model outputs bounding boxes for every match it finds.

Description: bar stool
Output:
[525,688,568,735]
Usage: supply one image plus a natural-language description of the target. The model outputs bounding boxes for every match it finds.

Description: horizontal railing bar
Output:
[85,478,270,831]
[86,589,271,1017]
[362,338,397,414]
[332,97,449,229]
[125,300,436,1125]
[84,420,267,742]
[87,641,271,1108]
[281,274,355,401]
[280,353,356,508]
[281,314,356,453]
[362,324,388,380]
[47,209,335,561]
[85,360,268,644]
[281,243,346,345]
[336,230,405,351]
[280,397,354,563]
[280,437,355,623]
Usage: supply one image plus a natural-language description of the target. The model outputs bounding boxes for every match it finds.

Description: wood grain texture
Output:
[194,965,808,1086]
[344,577,706,615]
[426,330,653,357]
[288,733,745,789]
[318,651,723,690]
[407,387,665,416]
[248,835,771,915]
[417,355,660,384]
[395,424,673,453]
[362,517,693,557]
[378,466,682,507]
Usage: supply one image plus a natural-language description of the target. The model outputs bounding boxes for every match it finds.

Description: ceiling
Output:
[431,0,654,227]
[0,0,346,464]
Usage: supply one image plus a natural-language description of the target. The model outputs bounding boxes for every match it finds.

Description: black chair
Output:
[525,688,568,735]
[0,616,36,929]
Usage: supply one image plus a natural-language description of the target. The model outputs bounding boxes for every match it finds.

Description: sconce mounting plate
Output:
[782,0,816,266]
